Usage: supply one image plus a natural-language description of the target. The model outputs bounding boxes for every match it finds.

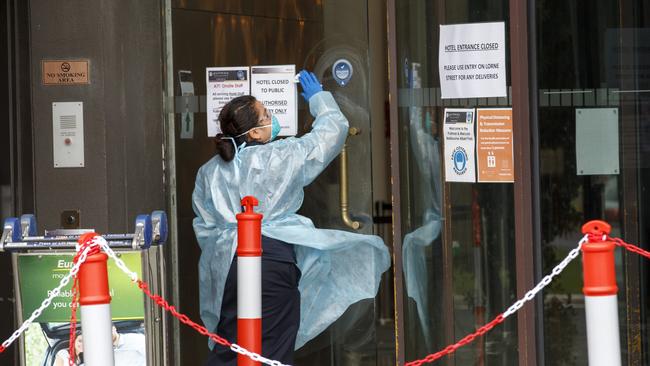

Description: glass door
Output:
[166,1,393,365]
[392,1,518,365]
[293,2,394,365]
[534,0,650,364]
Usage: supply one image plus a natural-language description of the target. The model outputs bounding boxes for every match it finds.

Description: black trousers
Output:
[205,251,301,365]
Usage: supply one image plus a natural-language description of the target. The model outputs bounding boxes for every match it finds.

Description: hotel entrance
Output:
[163,0,650,365]
[1,0,649,365]
[165,1,394,364]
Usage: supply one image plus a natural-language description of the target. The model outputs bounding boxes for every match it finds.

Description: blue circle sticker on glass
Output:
[452,147,468,175]
[332,59,353,87]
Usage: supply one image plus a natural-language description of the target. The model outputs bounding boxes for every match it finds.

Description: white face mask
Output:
[234,123,271,138]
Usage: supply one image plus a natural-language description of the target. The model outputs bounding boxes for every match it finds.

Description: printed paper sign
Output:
[476,108,514,182]
[251,65,297,136]
[179,70,195,139]
[206,66,250,137]
[179,70,195,96]
[439,22,506,99]
[443,108,476,182]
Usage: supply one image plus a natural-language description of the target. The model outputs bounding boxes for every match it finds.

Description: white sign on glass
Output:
[439,22,507,99]
[443,108,476,182]
[205,66,250,137]
[250,65,297,136]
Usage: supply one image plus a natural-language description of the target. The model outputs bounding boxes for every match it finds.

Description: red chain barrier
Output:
[405,314,505,366]
[67,233,101,366]
[136,280,232,348]
[2,232,646,365]
[405,234,650,365]
[610,236,650,260]
[67,275,80,366]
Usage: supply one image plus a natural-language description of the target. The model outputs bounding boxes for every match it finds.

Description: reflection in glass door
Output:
[166,1,393,365]
[392,1,518,365]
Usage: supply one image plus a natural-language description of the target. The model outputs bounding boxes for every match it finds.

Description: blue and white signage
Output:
[332,59,353,87]
[443,108,476,182]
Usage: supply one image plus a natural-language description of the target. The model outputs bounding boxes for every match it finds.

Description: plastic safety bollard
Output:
[581,220,621,366]
[236,196,263,366]
[78,236,115,366]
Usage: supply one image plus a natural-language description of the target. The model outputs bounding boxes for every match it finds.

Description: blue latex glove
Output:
[298,70,323,102]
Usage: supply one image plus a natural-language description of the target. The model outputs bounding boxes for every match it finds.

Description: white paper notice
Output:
[251,65,297,136]
[178,70,195,139]
[179,70,195,95]
[443,108,476,182]
[206,67,250,137]
[439,22,506,99]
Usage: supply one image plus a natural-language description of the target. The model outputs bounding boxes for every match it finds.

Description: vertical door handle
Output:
[340,127,362,230]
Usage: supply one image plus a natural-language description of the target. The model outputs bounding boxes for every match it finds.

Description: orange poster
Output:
[476,108,514,182]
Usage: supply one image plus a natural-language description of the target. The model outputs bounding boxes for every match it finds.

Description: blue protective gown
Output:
[192,91,391,350]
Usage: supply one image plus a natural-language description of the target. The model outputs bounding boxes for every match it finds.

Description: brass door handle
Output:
[340,127,361,230]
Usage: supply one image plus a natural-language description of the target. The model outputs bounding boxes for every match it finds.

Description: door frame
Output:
[2,0,33,364]
[386,0,538,364]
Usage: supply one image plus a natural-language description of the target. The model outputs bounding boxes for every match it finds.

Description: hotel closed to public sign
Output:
[42,59,90,85]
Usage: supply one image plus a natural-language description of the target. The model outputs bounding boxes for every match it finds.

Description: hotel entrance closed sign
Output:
[438,22,506,99]
[42,60,90,85]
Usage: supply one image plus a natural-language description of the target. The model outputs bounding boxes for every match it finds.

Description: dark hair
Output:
[214,95,260,162]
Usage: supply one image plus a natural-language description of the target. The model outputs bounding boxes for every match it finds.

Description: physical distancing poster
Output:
[443,107,515,184]
[476,108,514,182]
[206,65,297,137]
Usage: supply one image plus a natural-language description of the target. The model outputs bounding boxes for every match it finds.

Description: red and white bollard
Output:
[581,220,621,366]
[236,196,263,366]
[77,246,115,366]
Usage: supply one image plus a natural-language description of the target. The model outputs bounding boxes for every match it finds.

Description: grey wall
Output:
[30,0,165,233]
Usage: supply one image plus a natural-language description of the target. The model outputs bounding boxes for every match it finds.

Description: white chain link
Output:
[0,243,97,350]
[96,234,587,366]
[98,238,139,282]
[97,237,290,366]
[230,344,290,366]
[6,234,587,365]
[97,237,288,366]
[503,234,588,318]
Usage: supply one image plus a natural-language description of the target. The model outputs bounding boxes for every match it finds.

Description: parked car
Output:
[39,320,145,366]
